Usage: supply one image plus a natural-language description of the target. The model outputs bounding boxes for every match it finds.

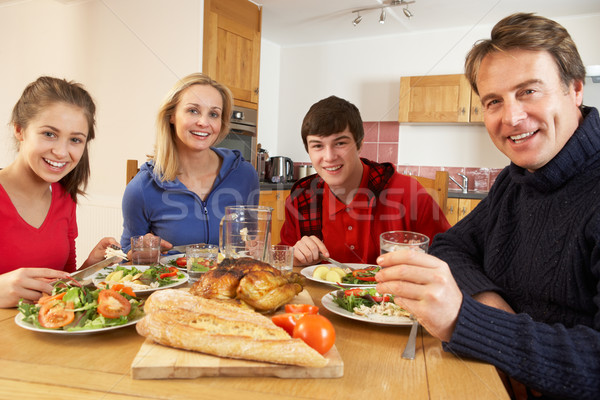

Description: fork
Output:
[319,253,351,270]
[402,319,419,360]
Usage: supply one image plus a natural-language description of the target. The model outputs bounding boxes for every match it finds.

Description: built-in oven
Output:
[218,105,257,168]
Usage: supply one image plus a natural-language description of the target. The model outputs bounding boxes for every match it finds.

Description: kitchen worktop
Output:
[448,189,488,199]
[260,182,295,190]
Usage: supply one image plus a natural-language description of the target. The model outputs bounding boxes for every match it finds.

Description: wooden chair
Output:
[411,170,449,215]
[126,159,139,185]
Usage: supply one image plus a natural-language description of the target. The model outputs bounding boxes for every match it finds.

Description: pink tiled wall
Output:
[359,121,503,191]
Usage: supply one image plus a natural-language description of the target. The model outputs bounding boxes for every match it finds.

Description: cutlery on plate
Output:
[70,255,121,284]
[319,253,351,270]
[402,319,419,360]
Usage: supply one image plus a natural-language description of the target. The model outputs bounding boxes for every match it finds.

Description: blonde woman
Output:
[120,73,259,252]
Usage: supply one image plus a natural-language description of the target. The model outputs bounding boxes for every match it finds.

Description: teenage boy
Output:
[279,95,450,266]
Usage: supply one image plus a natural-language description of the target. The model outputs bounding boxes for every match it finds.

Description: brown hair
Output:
[11,76,96,202]
[465,13,586,95]
[153,73,233,181]
[301,96,364,151]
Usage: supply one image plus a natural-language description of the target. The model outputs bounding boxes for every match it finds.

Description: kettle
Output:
[267,156,294,183]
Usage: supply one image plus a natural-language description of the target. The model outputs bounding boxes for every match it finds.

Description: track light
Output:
[351,0,415,26]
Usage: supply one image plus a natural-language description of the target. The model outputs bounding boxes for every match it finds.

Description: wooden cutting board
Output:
[130,290,344,379]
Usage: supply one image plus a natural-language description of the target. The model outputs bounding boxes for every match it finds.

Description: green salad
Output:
[18,279,144,332]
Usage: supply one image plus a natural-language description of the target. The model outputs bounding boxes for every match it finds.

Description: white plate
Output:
[300,263,379,288]
[92,265,189,295]
[160,253,185,268]
[321,290,413,326]
[14,312,142,335]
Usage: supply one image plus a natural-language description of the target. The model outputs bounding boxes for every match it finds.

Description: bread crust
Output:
[137,289,328,368]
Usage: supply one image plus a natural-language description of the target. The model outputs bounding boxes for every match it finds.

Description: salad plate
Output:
[14,313,142,335]
[321,290,412,326]
[160,253,185,268]
[92,265,189,295]
[301,264,378,288]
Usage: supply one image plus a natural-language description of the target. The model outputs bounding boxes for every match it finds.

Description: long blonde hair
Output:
[153,73,233,181]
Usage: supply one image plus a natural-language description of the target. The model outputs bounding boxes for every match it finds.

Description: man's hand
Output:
[375,250,463,342]
[292,235,329,266]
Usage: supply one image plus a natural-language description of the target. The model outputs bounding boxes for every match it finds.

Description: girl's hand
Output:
[81,237,121,269]
[0,268,70,308]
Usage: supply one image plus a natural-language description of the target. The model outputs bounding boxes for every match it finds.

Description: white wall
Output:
[258,13,600,168]
[0,0,204,263]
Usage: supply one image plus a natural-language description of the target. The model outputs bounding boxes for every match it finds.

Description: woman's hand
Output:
[375,250,463,342]
[0,268,70,308]
[292,235,329,266]
[81,237,121,269]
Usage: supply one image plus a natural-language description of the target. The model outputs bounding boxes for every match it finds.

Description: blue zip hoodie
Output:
[120,148,259,252]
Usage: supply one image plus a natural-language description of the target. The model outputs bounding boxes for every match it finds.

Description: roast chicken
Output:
[190,257,305,312]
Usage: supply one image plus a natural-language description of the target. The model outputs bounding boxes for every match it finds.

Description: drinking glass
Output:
[130,234,161,265]
[186,243,218,280]
[380,231,429,254]
[270,245,294,273]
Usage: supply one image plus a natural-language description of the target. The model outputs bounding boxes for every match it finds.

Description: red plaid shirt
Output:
[279,159,450,264]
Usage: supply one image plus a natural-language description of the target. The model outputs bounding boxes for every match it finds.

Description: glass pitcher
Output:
[219,205,273,262]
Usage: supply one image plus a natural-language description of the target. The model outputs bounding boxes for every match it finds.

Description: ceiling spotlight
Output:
[353,13,362,26]
[403,6,414,19]
[379,9,386,24]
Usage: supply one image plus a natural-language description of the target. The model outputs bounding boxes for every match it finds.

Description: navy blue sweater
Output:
[430,107,600,399]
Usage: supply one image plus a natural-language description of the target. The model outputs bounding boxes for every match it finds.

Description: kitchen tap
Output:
[449,173,468,194]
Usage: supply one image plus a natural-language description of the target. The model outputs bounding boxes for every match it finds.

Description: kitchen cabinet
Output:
[398,74,484,123]
[445,198,481,225]
[259,190,290,245]
[203,0,261,110]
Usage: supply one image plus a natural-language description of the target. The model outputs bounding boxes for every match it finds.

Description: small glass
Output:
[130,235,161,265]
[186,243,218,280]
[380,231,429,254]
[270,244,294,273]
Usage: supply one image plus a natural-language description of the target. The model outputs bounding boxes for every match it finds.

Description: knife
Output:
[170,244,195,253]
[70,255,121,283]
[319,253,351,270]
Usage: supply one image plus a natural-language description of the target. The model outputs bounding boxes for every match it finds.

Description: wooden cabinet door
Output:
[259,190,290,245]
[458,199,481,221]
[445,198,459,226]
[470,89,484,123]
[203,0,261,109]
[399,74,472,123]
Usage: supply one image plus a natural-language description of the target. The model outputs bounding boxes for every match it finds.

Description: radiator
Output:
[75,198,123,267]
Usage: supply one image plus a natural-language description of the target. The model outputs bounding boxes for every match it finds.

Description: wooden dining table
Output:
[0,273,509,400]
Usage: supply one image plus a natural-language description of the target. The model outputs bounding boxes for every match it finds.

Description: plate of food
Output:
[92,265,188,295]
[15,279,145,334]
[321,288,413,326]
[301,263,380,288]
[160,253,186,268]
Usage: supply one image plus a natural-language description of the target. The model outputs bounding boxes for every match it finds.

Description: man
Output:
[279,95,450,266]
[375,13,600,399]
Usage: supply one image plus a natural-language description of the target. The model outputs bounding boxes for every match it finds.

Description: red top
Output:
[279,160,450,264]
[0,182,78,274]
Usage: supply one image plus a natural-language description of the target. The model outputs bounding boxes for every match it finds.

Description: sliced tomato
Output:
[38,300,75,329]
[344,288,365,297]
[284,304,319,315]
[372,295,391,302]
[109,283,136,297]
[293,314,336,355]
[37,291,66,305]
[176,257,187,267]
[97,289,131,319]
[271,313,306,336]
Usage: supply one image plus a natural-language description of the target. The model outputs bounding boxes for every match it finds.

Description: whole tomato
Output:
[292,314,335,355]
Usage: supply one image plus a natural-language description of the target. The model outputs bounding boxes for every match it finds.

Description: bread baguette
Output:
[137,289,328,368]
